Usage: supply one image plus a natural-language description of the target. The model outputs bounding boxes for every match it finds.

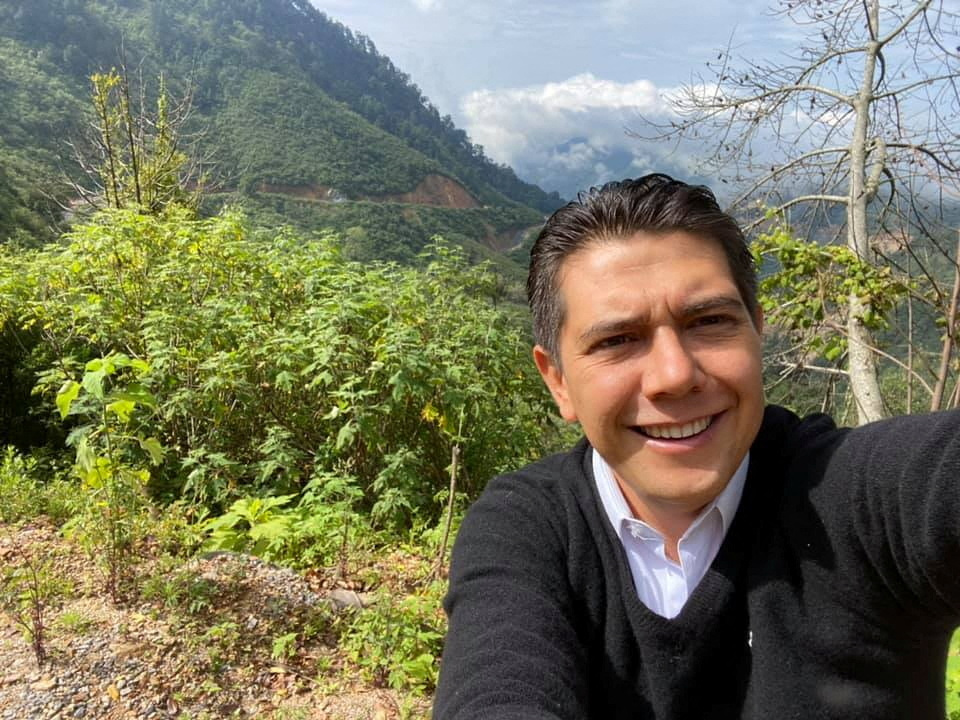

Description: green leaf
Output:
[56,380,81,420]
[75,435,96,475]
[274,371,295,392]
[336,421,356,450]
[249,516,292,544]
[106,398,136,422]
[82,368,106,401]
[138,437,164,465]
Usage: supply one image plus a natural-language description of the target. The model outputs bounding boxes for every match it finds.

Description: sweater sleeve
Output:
[828,410,960,624]
[433,469,590,720]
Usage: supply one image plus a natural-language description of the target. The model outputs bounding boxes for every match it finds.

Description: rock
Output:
[30,676,57,691]
[327,589,369,610]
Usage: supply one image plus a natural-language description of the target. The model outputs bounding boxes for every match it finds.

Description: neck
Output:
[614,476,703,564]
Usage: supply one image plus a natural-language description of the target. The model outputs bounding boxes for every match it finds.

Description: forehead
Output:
[556,230,736,295]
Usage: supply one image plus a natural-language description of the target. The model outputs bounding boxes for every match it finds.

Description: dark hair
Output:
[526,173,758,359]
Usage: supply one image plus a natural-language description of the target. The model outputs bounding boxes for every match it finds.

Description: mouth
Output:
[633,414,716,440]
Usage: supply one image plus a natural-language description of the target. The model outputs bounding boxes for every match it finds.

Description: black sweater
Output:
[434,405,960,719]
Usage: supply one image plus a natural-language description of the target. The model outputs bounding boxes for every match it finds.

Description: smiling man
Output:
[433,175,960,719]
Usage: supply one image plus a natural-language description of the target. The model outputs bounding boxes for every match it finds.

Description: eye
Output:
[692,314,734,328]
[593,334,635,350]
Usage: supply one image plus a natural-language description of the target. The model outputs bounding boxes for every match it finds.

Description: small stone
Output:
[31,676,57,691]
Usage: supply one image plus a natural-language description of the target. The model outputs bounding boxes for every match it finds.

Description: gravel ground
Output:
[0,521,428,719]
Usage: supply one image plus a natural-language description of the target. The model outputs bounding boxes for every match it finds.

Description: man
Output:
[433,174,960,719]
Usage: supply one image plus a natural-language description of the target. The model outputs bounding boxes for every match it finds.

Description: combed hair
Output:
[526,173,758,359]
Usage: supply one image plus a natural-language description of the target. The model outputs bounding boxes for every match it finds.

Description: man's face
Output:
[534,231,765,522]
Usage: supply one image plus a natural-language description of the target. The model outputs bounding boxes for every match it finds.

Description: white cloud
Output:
[460,73,669,165]
[460,73,693,197]
[410,0,443,11]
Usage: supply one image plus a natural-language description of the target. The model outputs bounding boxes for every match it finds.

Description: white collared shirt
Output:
[593,450,749,619]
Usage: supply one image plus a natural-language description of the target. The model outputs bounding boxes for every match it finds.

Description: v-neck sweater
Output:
[434,405,960,719]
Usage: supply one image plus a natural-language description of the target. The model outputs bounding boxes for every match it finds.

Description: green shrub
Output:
[55,353,163,601]
[0,446,80,524]
[1,208,563,533]
[339,580,446,694]
[202,469,366,568]
[0,446,43,522]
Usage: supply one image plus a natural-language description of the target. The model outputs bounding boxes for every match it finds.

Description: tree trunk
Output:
[930,229,960,411]
[846,0,886,424]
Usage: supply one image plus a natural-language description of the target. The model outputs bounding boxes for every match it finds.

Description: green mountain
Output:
[0,0,561,262]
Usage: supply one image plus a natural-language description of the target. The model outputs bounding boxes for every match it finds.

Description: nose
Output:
[642,327,704,398]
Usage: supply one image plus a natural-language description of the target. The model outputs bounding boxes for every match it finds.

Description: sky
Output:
[310,0,801,196]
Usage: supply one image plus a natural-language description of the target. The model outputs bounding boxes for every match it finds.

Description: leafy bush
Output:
[0,446,76,523]
[0,446,44,522]
[54,353,163,601]
[339,580,446,694]
[1,207,562,532]
[202,470,365,568]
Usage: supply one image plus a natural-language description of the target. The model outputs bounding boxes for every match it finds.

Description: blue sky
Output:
[309,0,804,195]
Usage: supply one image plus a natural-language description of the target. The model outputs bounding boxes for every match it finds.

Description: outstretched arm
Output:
[433,474,591,720]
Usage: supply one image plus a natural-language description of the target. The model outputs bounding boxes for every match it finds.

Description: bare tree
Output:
[67,61,207,216]
[636,0,960,424]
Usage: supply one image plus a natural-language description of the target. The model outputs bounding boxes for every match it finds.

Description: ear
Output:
[752,304,764,335]
[533,345,578,422]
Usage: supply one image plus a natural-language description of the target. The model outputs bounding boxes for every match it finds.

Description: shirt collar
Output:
[592,448,750,539]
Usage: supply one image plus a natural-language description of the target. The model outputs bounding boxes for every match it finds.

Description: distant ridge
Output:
[0,0,562,259]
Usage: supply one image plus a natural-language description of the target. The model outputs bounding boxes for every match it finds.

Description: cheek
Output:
[573,370,639,418]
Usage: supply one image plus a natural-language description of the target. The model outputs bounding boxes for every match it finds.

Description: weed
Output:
[203,619,242,671]
[339,580,446,693]
[141,567,219,616]
[0,549,66,667]
[271,631,298,662]
[55,609,95,635]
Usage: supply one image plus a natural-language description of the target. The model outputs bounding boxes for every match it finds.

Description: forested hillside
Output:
[0,0,561,252]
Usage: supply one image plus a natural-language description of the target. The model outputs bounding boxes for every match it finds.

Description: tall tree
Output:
[639,0,960,424]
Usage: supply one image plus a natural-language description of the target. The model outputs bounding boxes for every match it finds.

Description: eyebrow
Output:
[576,295,747,346]
[683,296,747,317]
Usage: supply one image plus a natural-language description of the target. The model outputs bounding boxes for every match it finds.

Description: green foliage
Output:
[203,470,364,568]
[1,208,559,532]
[55,608,96,635]
[203,493,298,557]
[271,631,298,662]
[0,447,44,522]
[216,69,441,197]
[230,192,539,280]
[140,566,221,616]
[53,353,163,601]
[949,628,960,720]
[754,224,909,363]
[0,446,77,523]
[0,35,83,243]
[339,581,446,694]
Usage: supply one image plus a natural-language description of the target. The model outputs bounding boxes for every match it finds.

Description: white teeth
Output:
[640,416,712,439]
